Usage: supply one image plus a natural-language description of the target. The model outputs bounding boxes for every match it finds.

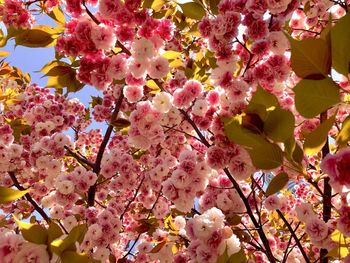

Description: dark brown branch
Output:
[82,0,101,25]
[64,146,95,169]
[8,171,51,224]
[223,169,277,263]
[320,111,332,263]
[87,92,124,206]
[178,109,211,147]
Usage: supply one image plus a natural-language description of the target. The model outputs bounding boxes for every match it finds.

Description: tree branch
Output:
[87,91,124,206]
[320,111,332,263]
[8,171,51,224]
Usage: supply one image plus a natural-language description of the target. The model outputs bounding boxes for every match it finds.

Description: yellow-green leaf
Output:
[14,25,58,48]
[217,248,246,263]
[143,0,166,12]
[248,86,279,110]
[223,116,267,148]
[14,217,48,244]
[48,222,64,244]
[327,246,349,259]
[247,141,284,169]
[0,186,29,204]
[61,251,100,263]
[50,224,87,256]
[336,116,350,146]
[0,50,10,57]
[286,34,331,78]
[209,0,220,15]
[162,51,182,60]
[265,173,289,196]
[264,107,295,142]
[304,114,336,156]
[331,12,350,76]
[179,2,206,20]
[294,78,340,118]
[47,6,66,25]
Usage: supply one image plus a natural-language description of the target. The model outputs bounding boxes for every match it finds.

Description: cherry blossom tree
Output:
[0,0,350,262]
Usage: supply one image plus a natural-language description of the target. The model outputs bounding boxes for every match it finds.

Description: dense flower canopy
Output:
[0,0,350,262]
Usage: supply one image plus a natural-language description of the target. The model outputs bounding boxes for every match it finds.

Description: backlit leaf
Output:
[247,141,283,169]
[61,251,100,263]
[0,186,29,204]
[14,25,58,48]
[179,2,206,20]
[14,217,48,244]
[336,116,350,147]
[287,34,331,78]
[304,114,336,156]
[331,12,350,75]
[264,107,295,142]
[294,78,340,118]
[265,173,289,196]
[50,224,87,256]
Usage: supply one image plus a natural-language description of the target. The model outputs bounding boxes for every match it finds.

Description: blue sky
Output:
[2,13,101,106]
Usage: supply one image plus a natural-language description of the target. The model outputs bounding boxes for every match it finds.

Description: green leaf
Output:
[248,86,279,110]
[48,222,64,244]
[61,251,100,263]
[7,118,31,142]
[264,108,295,142]
[331,12,350,75]
[47,6,66,25]
[285,137,304,165]
[0,186,29,204]
[14,25,57,48]
[217,248,246,263]
[179,2,206,20]
[286,34,331,78]
[336,116,350,146]
[14,217,48,244]
[304,114,336,156]
[50,224,87,256]
[265,172,289,196]
[294,78,340,118]
[223,116,267,148]
[45,66,72,76]
[247,142,283,169]
[143,0,166,12]
[209,0,220,14]
[327,246,349,259]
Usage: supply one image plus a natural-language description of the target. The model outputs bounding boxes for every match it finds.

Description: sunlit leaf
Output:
[14,217,48,244]
[61,251,100,263]
[286,34,331,78]
[0,50,10,57]
[47,6,66,25]
[247,141,283,169]
[304,114,336,156]
[0,186,29,204]
[14,25,58,48]
[336,116,350,147]
[331,12,350,75]
[294,78,340,118]
[223,116,267,148]
[50,224,87,256]
[179,2,206,20]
